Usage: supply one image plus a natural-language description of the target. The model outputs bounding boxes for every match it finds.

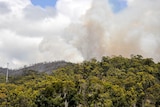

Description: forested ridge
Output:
[0,55,160,107]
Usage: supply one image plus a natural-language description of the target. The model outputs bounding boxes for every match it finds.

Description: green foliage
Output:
[0,55,160,107]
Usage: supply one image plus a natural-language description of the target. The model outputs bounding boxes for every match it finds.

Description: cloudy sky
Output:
[0,0,160,68]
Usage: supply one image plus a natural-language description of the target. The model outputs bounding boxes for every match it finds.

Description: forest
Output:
[0,55,160,107]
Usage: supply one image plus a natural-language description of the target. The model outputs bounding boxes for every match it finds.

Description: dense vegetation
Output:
[0,55,160,107]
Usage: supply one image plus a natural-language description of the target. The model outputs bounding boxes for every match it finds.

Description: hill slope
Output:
[0,61,70,76]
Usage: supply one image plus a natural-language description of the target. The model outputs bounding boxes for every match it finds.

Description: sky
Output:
[31,0,57,8]
[0,0,160,68]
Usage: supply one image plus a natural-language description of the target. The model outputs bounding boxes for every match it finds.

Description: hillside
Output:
[0,55,160,107]
[0,61,70,76]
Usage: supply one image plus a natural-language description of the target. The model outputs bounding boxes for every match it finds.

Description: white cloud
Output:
[23,5,56,21]
[56,0,92,21]
[0,29,42,68]
[0,0,91,68]
[0,2,11,14]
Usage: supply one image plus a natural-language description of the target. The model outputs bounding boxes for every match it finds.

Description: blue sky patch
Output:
[31,0,57,8]
[109,0,127,13]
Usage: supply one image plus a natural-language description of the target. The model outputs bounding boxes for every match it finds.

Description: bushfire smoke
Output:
[40,0,160,62]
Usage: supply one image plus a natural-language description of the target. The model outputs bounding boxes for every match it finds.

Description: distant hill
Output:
[0,61,71,76]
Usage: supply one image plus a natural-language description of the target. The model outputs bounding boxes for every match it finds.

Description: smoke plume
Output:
[40,0,160,62]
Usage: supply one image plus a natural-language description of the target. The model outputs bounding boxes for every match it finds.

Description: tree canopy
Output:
[0,55,160,107]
